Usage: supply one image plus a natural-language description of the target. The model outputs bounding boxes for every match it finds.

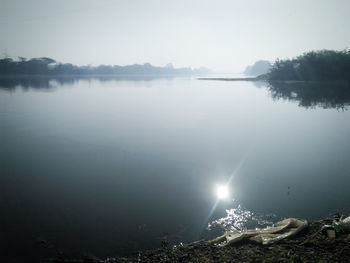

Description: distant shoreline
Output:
[197,77,261,81]
[198,78,350,85]
[0,74,192,78]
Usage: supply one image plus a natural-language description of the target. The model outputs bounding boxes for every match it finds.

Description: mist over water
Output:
[1,77,350,261]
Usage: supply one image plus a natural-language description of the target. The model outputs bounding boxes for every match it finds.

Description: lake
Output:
[1,77,350,262]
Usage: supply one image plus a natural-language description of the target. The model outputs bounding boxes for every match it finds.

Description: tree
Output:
[267,50,350,81]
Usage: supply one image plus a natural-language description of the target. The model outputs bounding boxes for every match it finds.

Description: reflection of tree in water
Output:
[3,77,349,110]
[0,77,76,91]
[0,76,174,91]
[251,81,268,88]
[267,81,350,109]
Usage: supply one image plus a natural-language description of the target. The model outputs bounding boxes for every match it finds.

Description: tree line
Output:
[266,50,350,81]
[0,57,211,76]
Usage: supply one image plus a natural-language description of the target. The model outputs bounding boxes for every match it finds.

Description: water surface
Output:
[1,77,350,262]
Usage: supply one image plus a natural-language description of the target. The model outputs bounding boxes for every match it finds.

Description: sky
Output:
[0,0,349,72]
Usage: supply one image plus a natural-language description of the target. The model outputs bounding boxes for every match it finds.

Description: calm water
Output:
[1,77,350,262]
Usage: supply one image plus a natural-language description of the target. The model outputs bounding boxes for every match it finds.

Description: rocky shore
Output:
[48,219,350,263]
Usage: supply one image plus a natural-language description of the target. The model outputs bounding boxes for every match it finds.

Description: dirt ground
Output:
[48,219,350,263]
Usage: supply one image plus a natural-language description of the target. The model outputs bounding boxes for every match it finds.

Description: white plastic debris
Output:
[338,216,350,231]
[209,218,308,246]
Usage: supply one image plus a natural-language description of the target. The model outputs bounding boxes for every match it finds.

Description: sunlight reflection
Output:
[216,185,229,199]
[207,205,278,232]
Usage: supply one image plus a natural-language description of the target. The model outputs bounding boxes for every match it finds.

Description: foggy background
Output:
[1,0,350,72]
[2,1,350,262]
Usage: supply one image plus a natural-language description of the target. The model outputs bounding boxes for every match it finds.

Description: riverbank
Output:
[47,218,350,263]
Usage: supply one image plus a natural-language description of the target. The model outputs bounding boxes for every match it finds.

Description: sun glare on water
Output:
[216,185,229,199]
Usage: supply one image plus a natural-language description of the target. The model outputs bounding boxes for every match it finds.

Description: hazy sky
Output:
[1,0,349,72]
